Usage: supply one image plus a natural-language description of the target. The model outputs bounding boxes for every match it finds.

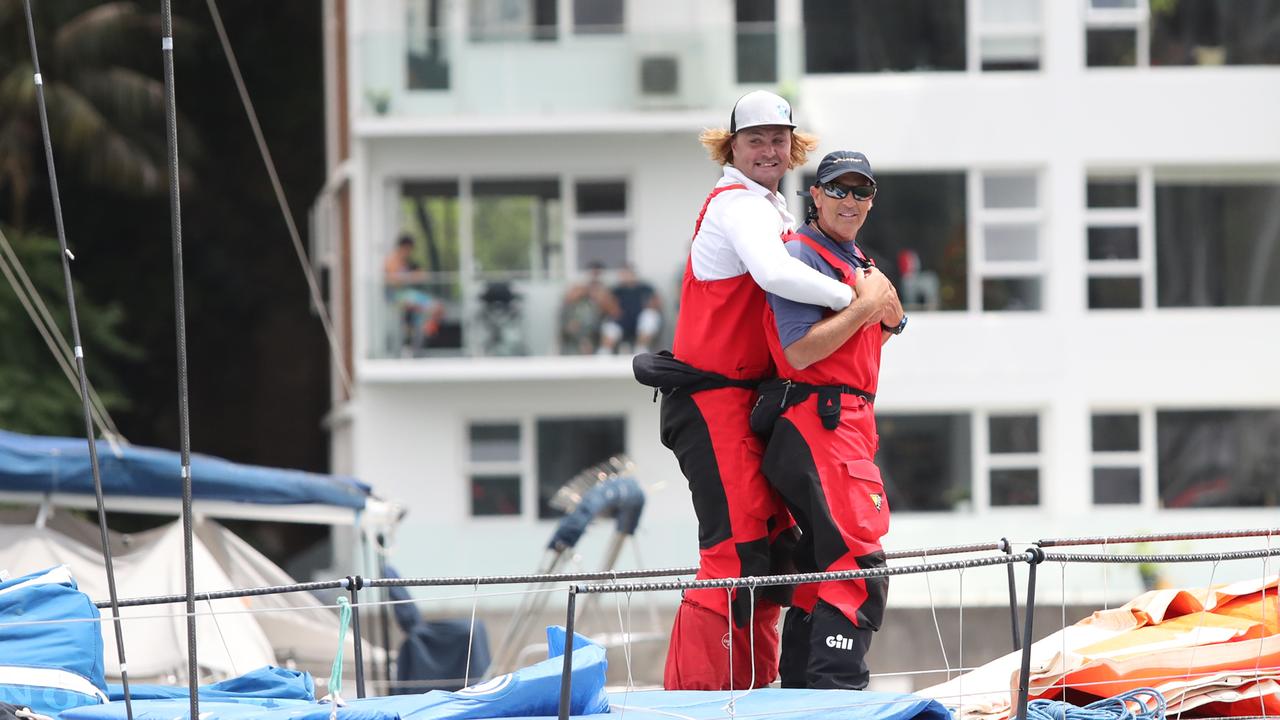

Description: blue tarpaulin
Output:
[0,567,108,717]
[0,429,368,510]
[59,626,954,720]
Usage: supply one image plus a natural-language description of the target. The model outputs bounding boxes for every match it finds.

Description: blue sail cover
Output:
[0,566,108,716]
[64,627,608,720]
[0,429,368,509]
[59,626,954,720]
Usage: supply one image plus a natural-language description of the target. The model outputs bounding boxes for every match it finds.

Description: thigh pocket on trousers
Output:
[841,459,890,543]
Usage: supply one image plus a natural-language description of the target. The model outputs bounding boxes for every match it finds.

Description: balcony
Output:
[359,26,732,120]
[368,272,671,364]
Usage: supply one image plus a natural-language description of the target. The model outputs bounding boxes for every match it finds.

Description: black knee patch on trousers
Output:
[779,607,812,689]
[807,600,873,690]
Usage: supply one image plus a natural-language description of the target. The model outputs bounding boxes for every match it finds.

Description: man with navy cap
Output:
[760,150,904,689]
[655,92,878,690]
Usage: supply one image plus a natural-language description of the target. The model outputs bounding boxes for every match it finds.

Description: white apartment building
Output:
[318,0,1280,609]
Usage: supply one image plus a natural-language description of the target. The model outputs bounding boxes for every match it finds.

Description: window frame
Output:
[971,168,1047,311]
[463,413,628,520]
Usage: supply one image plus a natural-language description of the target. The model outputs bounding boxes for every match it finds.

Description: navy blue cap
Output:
[815,151,875,185]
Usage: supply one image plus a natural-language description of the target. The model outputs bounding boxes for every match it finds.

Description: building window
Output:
[1155,174,1280,307]
[975,0,1042,71]
[1151,0,1280,66]
[1084,0,1145,67]
[536,417,626,518]
[1085,172,1146,310]
[1157,409,1280,508]
[802,170,968,311]
[573,0,623,34]
[1091,412,1144,504]
[736,0,777,83]
[987,413,1040,506]
[468,422,523,516]
[803,0,966,73]
[877,414,973,511]
[406,0,450,90]
[470,0,557,42]
[1086,0,1280,68]
[573,181,629,270]
[977,171,1043,311]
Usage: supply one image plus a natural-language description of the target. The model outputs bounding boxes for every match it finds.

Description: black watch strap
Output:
[882,314,908,335]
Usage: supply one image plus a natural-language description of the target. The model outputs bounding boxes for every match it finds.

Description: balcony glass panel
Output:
[370,271,671,360]
[361,22,737,118]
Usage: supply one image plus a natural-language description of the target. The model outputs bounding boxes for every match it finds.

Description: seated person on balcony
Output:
[598,264,663,355]
[385,234,445,353]
[559,261,620,355]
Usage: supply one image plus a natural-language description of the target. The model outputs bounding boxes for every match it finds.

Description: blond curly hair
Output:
[698,128,819,170]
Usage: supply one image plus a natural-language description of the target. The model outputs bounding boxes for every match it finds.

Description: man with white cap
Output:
[652,91,874,690]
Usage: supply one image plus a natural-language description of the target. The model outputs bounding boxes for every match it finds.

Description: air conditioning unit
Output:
[639,55,679,96]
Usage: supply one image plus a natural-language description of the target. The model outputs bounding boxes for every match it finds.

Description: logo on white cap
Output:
[731,90,796,133]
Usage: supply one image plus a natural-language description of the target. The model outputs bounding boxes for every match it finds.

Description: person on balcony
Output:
[761,151,905,689]
[650,91,865,691]
[385,234,445,355]
[559,261,620,355]
[598,264,662,355]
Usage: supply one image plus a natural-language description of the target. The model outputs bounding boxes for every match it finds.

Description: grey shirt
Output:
[768,224,869,349]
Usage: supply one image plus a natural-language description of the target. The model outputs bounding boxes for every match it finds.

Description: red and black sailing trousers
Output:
[761,397,889,689]
[659,386,797,690]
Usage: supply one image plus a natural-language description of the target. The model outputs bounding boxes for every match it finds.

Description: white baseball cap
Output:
[729,90,796,133]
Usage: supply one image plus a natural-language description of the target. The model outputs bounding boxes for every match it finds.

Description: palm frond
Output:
[53,2,144,68]
[75,67,166,128]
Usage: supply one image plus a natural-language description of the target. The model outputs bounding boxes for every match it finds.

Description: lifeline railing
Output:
[78,526,1280,720]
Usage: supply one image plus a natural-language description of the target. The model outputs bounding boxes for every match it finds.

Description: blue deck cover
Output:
[0,429,368,509]
[0,567,108,717]
[60,626,951,720]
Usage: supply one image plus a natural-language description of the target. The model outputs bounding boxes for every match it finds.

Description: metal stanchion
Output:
[1013,547,1045,720]
[349,576,367,698]
[1003,537,1022,650]
[558,586,578,720]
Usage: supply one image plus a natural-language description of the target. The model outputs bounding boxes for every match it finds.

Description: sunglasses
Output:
[820,182,876,201]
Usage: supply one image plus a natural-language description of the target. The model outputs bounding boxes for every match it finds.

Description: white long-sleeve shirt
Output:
[690,166,853,311]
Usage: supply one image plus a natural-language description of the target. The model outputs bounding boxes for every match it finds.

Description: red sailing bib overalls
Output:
[761,231,890,690]
[661,184,798,690]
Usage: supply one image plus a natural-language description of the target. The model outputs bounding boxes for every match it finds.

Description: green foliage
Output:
[0,0,197,228]
[0,226,137,436]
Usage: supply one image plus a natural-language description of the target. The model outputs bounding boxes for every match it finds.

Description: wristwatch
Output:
[882,314,908,335]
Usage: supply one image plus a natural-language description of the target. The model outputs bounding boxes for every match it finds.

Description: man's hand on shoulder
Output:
[852,267,901,325]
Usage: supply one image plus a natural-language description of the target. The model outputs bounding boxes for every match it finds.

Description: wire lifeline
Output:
[156,2,198,714]
[1039,528,1280,548]
[17,1,134,718]
[573,551,1033,595]
[1044,548,1280,564]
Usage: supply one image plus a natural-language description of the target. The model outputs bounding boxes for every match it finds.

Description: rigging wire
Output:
[155,0,200,715]
[17,2,134,718]
[0,228,123,441]
[203,0,354,399]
